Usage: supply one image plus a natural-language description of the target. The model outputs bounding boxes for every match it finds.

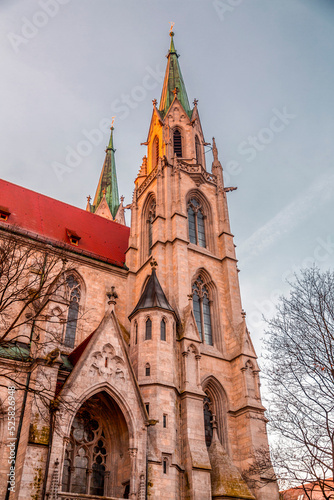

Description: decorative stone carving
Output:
[88,343,126,385]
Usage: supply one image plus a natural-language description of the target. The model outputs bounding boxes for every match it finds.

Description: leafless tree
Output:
[246,268,334,499]
[0,233,81,411]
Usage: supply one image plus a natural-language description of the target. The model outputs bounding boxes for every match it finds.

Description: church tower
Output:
[126,30,279,500]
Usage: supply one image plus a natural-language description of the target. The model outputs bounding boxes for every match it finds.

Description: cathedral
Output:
[0,31,279,500]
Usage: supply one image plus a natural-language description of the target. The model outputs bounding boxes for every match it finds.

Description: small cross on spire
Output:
[87,195,91,203]
[193,98,198,106]
[172,87,179,96]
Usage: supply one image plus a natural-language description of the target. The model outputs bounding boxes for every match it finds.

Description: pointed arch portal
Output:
[61,391,131,499]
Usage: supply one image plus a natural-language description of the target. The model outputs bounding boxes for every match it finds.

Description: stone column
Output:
[129,447,138,499]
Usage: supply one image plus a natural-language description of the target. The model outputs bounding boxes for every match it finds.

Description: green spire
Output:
[159,30,191,118]
[91,124,120,218]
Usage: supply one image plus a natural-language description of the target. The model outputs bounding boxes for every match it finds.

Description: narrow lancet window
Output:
[153,135,159,169]
[145,318,152,340]
[192,277,213,345]
[187,198,206,248]
[173,129,182,157]
[64,275,81,348]
[160,319,166,341]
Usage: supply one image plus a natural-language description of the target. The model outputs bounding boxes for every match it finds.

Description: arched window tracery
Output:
[64,274,81,348]
[187,198,206,248]
[173,129,182,157]
[202,377,228,451]
[62,410,107,496]
[192,276,213,346]
[203,395,214,448]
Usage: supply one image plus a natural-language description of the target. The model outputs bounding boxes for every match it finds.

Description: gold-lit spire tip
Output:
[110,116,115,129]
[169,21,175,35]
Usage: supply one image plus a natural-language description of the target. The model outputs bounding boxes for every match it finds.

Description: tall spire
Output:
[91,120,120,219]
[159,28,191,118]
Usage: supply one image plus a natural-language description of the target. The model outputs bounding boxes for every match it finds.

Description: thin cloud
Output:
[238,171,334,264]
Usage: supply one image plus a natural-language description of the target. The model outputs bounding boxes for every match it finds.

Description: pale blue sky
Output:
[1,0,334,355]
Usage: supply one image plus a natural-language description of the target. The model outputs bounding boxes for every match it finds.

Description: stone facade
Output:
[0,32,279,500]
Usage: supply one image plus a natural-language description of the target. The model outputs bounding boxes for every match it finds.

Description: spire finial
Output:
[193,98,198,106]
[169,21,175,35]
[212,137,219,163]
[111,116,115,129]
[172,87,179,96]
[87,195,91,203]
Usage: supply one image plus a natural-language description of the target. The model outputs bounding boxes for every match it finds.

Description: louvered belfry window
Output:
[173,129,182,157]
[187,198,206,248]
[192,277,213,345]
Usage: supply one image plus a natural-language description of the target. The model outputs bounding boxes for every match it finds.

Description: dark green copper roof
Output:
[159,32,192,118]
[91,126,120,218]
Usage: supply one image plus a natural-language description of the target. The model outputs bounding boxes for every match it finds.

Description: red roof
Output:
[0,179,130,268]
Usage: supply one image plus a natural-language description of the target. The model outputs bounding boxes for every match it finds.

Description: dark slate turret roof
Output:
[129,267,174,318]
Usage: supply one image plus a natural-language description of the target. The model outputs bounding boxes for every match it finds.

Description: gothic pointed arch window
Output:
[187,198,206,248]
[145,317,152,340]
[62,410,107,496]
[195,135,202,165]
[192,275,213,345]
[141,194,157,261]
[173,129,182,157]
[64,274,81,348]
[202,377,228,451]
[152,135,159,169]
[203,395,214,447]
[62,393,131,497]
[160,318,166,341]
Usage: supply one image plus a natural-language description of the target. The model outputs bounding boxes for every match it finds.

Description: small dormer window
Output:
[0,207,10,221]
[66,229,81,246]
